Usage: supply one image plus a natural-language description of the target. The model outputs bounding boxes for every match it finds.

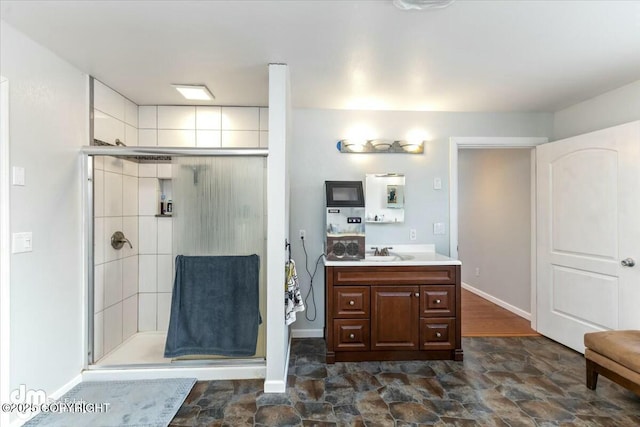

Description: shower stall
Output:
[83,146,269,375]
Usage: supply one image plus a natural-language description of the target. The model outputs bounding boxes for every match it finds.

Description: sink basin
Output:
[365,253,414,262]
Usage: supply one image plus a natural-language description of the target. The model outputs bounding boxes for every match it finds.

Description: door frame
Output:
[0,75,10,427]
[449,137,547,329]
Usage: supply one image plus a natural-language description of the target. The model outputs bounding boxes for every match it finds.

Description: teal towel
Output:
[164,255,261,358]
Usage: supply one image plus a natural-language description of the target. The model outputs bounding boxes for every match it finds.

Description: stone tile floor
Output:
[170,337,640,426]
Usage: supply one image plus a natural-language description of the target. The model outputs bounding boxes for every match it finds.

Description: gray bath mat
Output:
[23,378,196,427]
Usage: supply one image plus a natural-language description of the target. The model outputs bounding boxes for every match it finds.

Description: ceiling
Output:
[1,0,639,112]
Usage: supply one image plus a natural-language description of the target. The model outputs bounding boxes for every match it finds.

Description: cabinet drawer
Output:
[333,266,456,285]
[333,286,370,318]
[334,319,370,351]
[420,285,455,317]
[420,318,455,350]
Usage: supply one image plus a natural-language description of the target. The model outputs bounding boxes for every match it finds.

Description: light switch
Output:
[433,222,445,235]
[12,232,33,253]
[433,177,442,190]
[12,166,25,186]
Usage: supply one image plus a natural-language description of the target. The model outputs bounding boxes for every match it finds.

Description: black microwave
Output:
[325,181,365,207]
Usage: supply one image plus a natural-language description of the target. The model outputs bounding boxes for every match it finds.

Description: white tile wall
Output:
[157,254,173,293]
[138,163,157,178]
[103,156,123,174]
[157,219,172,254]
[222,130,260,148]
[139,217,158,254]
[158,106,195,129]
[221,107,260,130]
[104,260,123,308]
[259,107,269,131]
[196,130,222,147]
[94,80,125,121]
[122,159,138,177]
[158,129,196,147]
[94,111,125,145]
[131,104,267,332]
[124,99,139,127]
[122,295,138,340]
[196,106,222,130]
[138,293,157,331]
[94,169,104,217]
[104,216,123,262]
[138,178,159,216]
[138,255,157,293]
[94,217,104,265]
[122,176,138,217]
[94,263,105,313]
[259,131,269,148]
[157,293,172,331]
[138,106,157,129]
[104,303,123,354]
[94,312,104,360]
[93,82,140,361]
[104,172,123,217]
[122,255,138,299]
[122,216,138,259]
[157,164,172,179]
[138,129,158,147]
[125,124,138,147]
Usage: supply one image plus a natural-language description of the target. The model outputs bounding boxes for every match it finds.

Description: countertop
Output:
[323,244,461,267]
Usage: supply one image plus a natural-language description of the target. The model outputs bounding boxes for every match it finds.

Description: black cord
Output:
[301,237,323,322]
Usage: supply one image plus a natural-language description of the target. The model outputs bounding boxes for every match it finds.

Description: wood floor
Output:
[461,289,539,337]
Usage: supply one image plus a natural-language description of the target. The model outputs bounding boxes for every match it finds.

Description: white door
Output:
[537,120,640,353]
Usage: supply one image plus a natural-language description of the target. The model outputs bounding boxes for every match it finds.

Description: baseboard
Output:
[290,328,323,338]
[9,374,83,427]
[462,282,531,321]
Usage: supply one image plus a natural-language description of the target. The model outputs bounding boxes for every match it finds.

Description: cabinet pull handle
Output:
[435,332,442,338]
[435,299,441,304]
[415,293,420,298]
[349,333,355,339]
[349,300,355,306]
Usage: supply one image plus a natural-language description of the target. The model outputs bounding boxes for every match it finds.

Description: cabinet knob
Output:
[349,300,355,306]
[349,333,355,339]
[415,293,420,298]
[435,299,441,304]
[435,332,442,338]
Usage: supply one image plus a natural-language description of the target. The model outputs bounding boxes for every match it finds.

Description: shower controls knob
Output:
[349,334,355,339]
[349,300,355,306]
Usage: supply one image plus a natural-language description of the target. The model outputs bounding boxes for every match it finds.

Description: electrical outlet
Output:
[410,229,417,241]
[475,267,480,277]
[299,229,306,239]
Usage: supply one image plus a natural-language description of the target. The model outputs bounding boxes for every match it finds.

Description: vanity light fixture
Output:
[338,139,424,154]
[172,84,215,101]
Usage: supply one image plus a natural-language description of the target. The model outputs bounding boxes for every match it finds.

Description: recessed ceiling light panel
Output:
[172,84,215,101]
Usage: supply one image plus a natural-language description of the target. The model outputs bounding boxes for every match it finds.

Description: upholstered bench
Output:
[584,330,640,395]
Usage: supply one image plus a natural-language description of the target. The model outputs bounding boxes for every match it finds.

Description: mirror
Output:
[365,173,405,223]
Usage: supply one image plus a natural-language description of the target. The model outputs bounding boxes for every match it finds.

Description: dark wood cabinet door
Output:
[371,286,419,351]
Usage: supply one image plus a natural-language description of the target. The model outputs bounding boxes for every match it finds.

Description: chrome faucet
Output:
[372,246,393,256]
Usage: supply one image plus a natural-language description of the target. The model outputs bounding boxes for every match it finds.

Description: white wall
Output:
[458,148,532,314]
[554,80,640,140]
[290,109,552,333]
[1,20,86,405]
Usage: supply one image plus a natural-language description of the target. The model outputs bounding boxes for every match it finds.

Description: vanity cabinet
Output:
[325,265,463,363]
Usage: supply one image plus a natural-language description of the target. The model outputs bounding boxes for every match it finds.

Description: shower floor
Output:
[96,331,171,366]
[94,331,264,367]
